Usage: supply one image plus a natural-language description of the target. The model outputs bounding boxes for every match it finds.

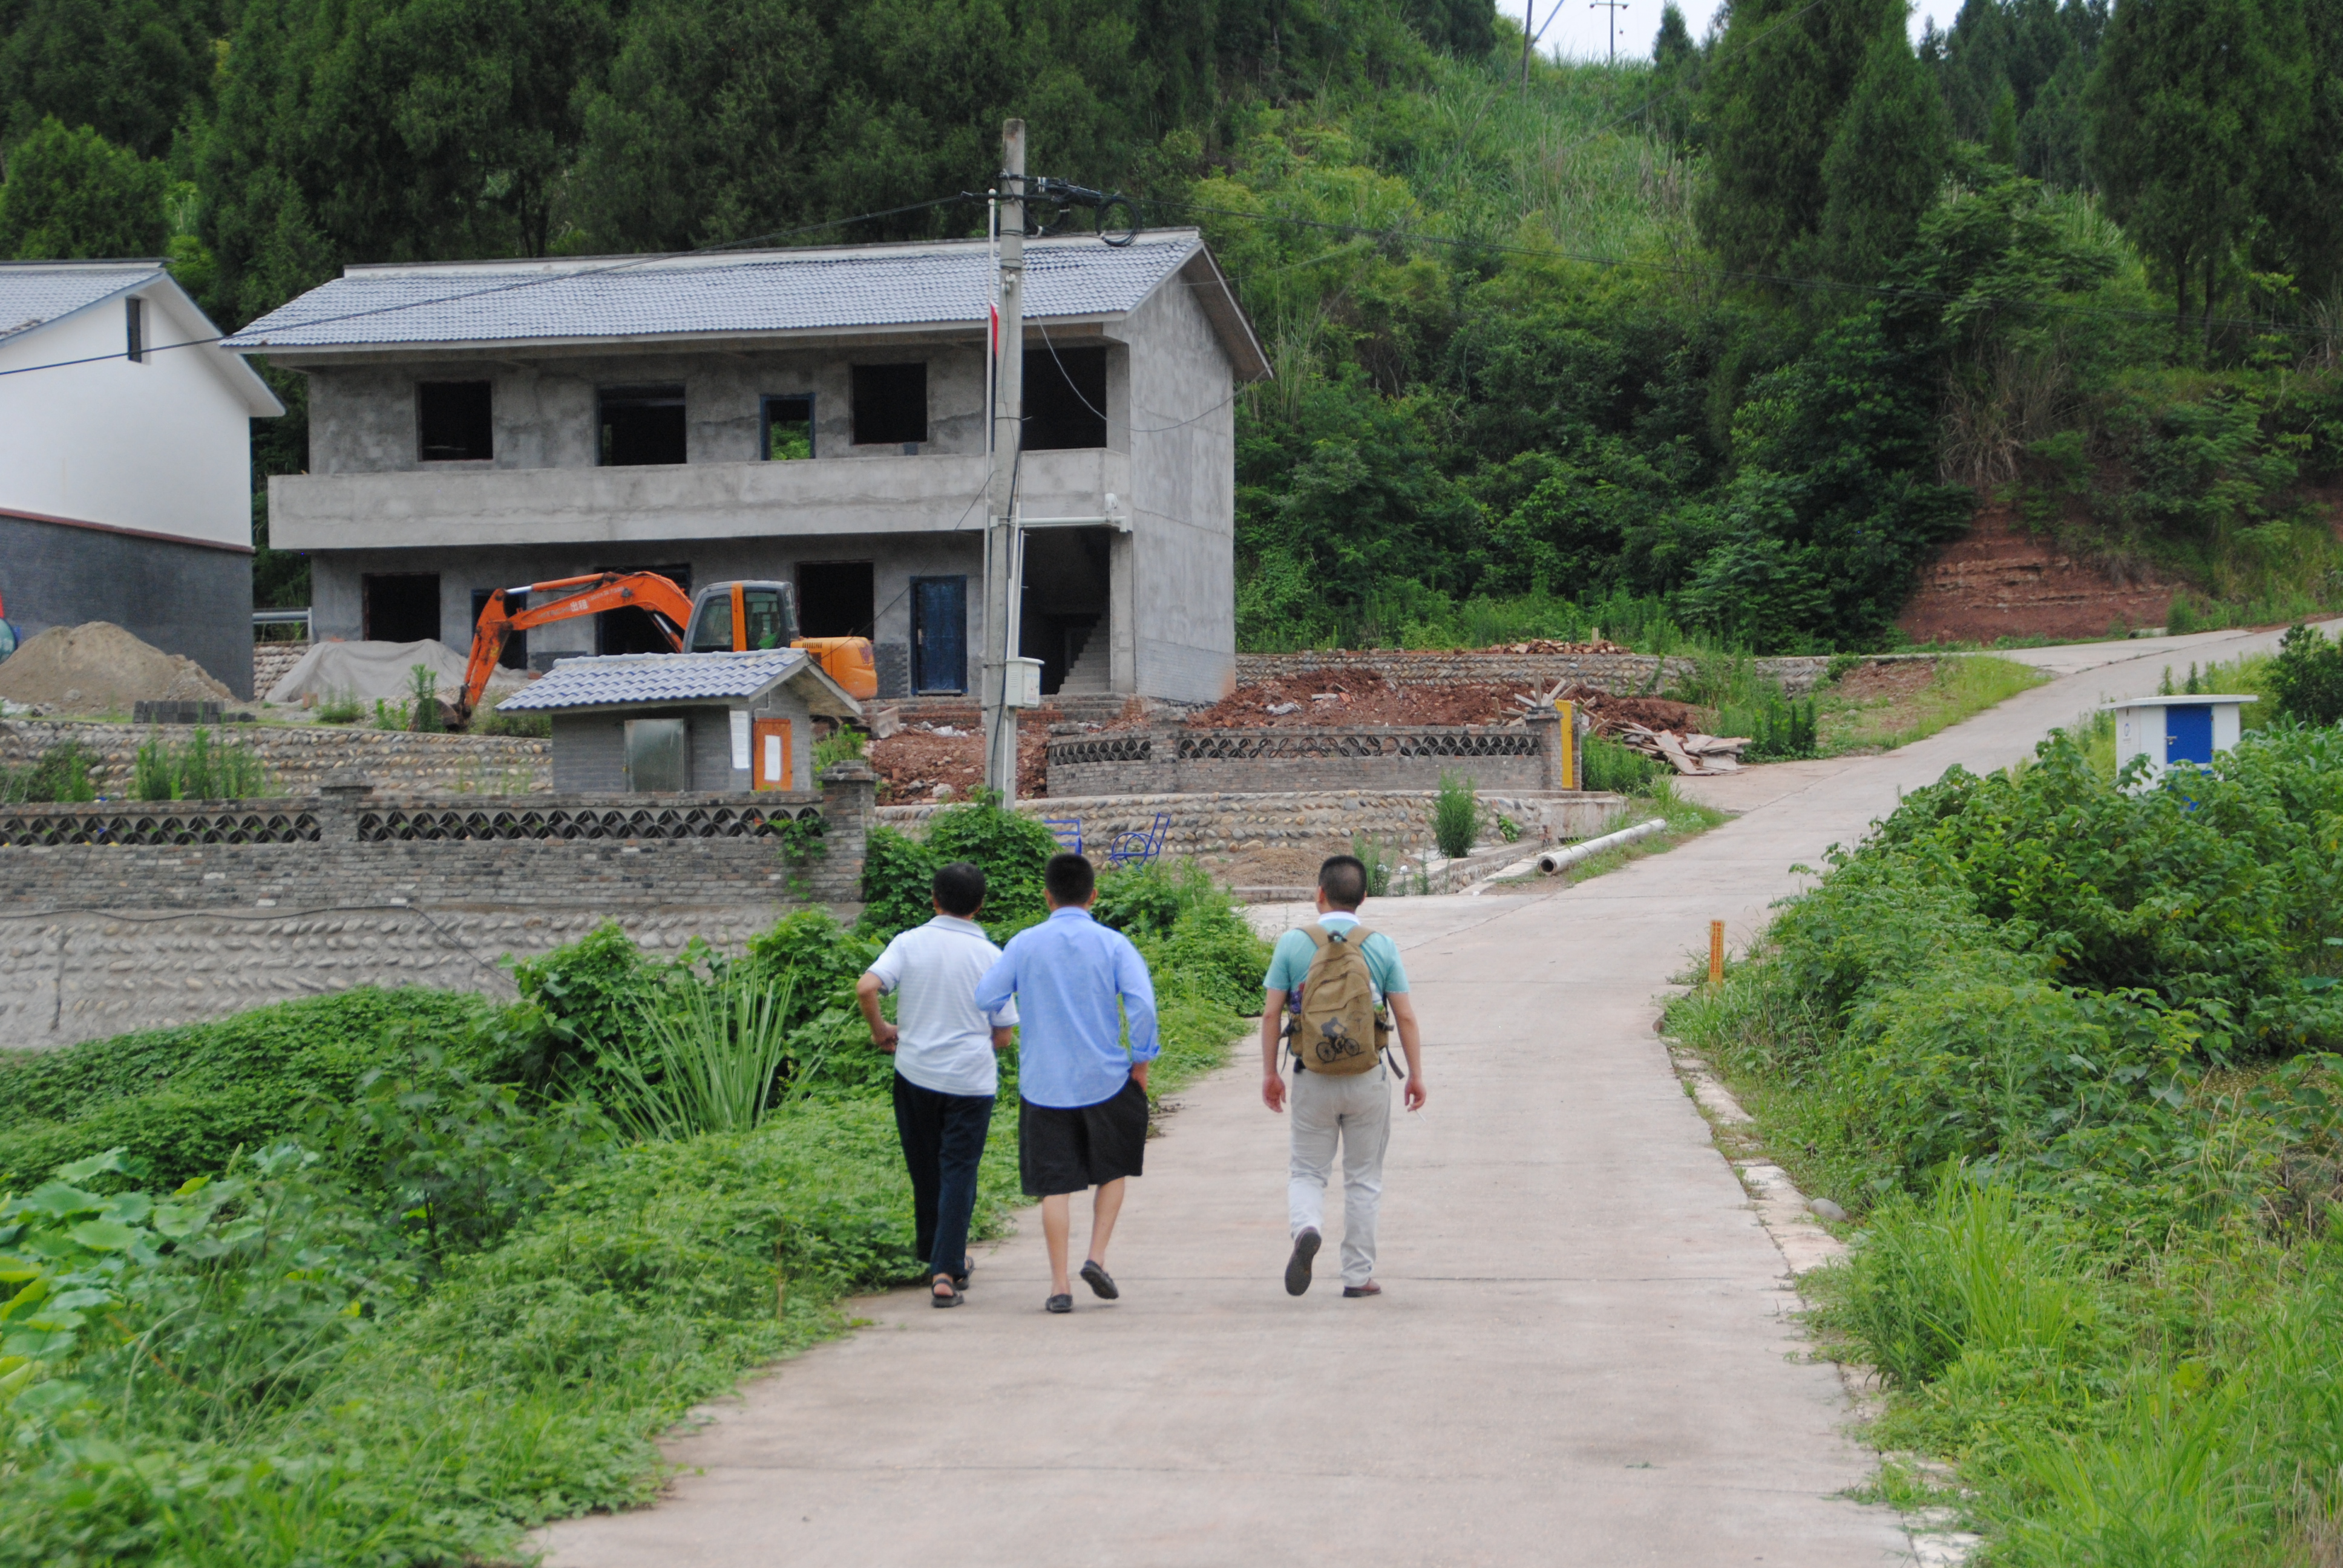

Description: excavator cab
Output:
[686,581,796,653]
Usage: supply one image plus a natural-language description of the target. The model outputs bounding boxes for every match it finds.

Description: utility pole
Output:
[1591,0,1628,62]
[1521,0,1535,84]
[981,119,1025,801]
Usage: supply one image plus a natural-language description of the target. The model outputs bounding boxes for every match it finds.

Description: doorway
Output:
[911,577,966,693]
[364,573,441,644]
[796,561,874,639]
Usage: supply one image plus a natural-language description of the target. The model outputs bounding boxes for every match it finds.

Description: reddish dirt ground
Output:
[1183,675,1522,729]
[1898,506,2177,644]
[870,725,1047,802]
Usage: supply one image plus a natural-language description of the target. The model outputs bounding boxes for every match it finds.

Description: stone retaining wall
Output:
[879,788,1628,858]
[252,640,310,696]
[0,719,552,797]
[1049,716,1576,797]
[0,906,784,1051]
[1233,649,1833,697]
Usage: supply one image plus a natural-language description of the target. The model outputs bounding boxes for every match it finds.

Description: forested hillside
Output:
[3,0,2338,651]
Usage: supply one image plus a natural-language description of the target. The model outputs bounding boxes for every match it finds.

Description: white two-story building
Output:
[0,262,284,697]
[224,230,1267,703]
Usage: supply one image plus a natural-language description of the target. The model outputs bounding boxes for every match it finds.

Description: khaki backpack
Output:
[1288,924,1389,1076]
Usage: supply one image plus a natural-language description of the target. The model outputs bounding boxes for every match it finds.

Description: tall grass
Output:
[602,970,830,1140]
[131,727,269,800]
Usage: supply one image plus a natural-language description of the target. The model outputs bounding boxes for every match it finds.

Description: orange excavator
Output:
[457,572,878,724]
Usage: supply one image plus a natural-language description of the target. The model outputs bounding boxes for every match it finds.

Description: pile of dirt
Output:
[1552,685,1701,736]
[871,723,1048,801]
[1183,675,1523,730]
[1479,638,1634,655]
[0,622,233,713]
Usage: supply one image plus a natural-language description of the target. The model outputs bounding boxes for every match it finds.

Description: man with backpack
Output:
[1259,854,1426,1298]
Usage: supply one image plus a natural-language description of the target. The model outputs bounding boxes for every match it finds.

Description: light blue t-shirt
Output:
[1263,912,1409,1004]
[975,907,1159,1109]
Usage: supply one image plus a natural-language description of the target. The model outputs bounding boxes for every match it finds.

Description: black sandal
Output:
[932,1279,963,1308]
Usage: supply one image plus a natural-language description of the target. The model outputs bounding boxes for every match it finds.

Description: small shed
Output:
[2104,694,2258,786]
[497,648,862,794]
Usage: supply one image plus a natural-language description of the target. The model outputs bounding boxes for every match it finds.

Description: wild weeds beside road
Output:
[1668,722,2343,1565]
[0,799,1266,1566]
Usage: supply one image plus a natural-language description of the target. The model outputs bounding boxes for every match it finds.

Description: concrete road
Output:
[538,622,2325,1568]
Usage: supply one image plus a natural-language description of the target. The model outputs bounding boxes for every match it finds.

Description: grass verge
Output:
[1481,780,1729,891]
[1814,654,2048,755]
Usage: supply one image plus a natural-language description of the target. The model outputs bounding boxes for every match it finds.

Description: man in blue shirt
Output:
[1260,854,1426,1299]
[975,852,1158,1315]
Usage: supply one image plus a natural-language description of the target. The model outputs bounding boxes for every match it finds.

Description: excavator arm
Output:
[459,572,693,721]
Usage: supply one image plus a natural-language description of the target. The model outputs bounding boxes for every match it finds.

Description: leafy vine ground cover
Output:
[1666,644,2343,1564]
[0,799,1267,1565]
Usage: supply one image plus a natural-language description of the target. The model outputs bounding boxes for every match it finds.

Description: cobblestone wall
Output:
[0,764,880,1050]
[879,787,1626,858]
[0,906,784,1050]
[1047,717,1571,797]
[1233,650,1833,697]
[252,641,310,696]
[0,719,552,797]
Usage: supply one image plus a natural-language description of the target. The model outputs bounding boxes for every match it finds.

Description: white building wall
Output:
[0,287,255,549]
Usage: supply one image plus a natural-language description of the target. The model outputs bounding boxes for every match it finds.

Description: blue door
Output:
[2166,704,2213,766]
[912,577,966,693]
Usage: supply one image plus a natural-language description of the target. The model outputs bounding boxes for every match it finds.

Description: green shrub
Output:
[472,707,551,737]
[1432,771,1478,858]
[408,665,442,733]
[812,725,867,771]
[130,728,269,800]
[1350,834,1397,897]
[0,741,98,802]
[313,684,364,724]
[2270,622,2343,727]
[1581,732,1662,793]
[857,792,1058,942]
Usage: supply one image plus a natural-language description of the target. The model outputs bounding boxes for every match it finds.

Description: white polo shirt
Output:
[866,915,1019,1097]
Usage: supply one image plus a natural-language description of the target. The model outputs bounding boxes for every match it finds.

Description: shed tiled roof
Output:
[0,263,164,343]
[498,649,808,711]
[222,234,1201,350]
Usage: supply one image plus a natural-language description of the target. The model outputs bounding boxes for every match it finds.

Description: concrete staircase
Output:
[1057,621,1110,696]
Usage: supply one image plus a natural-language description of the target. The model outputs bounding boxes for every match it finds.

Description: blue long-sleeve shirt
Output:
[975,907,1158,1109]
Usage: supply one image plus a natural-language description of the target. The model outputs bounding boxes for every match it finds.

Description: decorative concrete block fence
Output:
[1048,710,1582,797]
[0,719,552,797]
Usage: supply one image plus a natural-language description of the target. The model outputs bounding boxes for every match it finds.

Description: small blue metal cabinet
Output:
[2104,694,2257,787]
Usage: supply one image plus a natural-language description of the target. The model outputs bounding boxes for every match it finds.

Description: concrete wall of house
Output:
[1122,263,1236,702]
[310,530,986,696]
[0,287,259,552]
[0,514,254,698]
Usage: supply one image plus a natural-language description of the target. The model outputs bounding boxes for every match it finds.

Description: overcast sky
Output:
[1524,0,1944,65]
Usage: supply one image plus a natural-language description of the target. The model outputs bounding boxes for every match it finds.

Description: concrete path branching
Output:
[539,624,2328,1568]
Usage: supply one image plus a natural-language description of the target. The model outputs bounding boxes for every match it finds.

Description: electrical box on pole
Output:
[983,120,1025,800]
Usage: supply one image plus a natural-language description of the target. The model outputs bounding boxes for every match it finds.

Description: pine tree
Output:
[2086,0,2310,346]
[0,117,169,258]
[1693,0,1909,277]
[1647,2,1700,145]
[1820,34,1953,281]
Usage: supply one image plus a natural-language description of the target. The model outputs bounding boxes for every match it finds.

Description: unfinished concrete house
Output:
[224,232,1268,704]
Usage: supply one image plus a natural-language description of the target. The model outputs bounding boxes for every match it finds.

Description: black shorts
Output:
[1019,1077,1148,1197]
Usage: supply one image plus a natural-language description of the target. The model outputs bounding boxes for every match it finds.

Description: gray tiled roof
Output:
[223,234,1201,350]
[498,649,807,711]
[0,263,163,343]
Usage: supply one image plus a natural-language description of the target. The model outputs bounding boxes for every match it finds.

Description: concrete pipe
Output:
[1534,817,1669,875]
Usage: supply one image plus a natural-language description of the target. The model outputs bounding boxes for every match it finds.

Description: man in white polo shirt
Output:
[856,861,1018,1308]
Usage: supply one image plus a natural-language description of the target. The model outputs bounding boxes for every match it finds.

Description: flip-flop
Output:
[1285,1228,1321,1296]
[1079,1259,1119,1300]
[1045,1293,1073,1314]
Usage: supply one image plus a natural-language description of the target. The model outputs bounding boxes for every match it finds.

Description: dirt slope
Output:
[1898,507,2176,644]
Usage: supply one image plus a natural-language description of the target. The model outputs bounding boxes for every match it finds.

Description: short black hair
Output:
[932,860,986,918]
[1318,855,1368,910]
[1045,852,1096,905]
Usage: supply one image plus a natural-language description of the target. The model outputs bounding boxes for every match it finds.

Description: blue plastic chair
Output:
[1043,817,1083,855]
[1104,811,1171,868]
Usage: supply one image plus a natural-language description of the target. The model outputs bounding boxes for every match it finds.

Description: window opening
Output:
[851,363,927,446]
[125,297,143,362]
[690,590,735,652]
[419,381,494,462]
[623,718,689,792]
[363,573,442,644]
[796,561,874,639]
[598,562,690,654]
[599,384,686,465]
[762,395,814,459]
[470,588,528,668]
[741,586,792,649]
[1025,345,1107,450]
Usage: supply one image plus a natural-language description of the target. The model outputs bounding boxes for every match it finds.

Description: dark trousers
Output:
[891,1072,996,1282]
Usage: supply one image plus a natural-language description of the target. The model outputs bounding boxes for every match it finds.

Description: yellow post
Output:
[1708,920,1726,984]
[1554,698,1577,790]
